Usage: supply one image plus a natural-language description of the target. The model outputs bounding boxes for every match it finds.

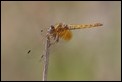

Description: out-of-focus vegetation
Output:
[1,1,121,81]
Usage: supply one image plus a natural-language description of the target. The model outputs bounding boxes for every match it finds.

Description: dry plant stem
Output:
[42,36,50,81]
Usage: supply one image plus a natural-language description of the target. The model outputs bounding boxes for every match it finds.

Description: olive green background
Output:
[1,1,121,81]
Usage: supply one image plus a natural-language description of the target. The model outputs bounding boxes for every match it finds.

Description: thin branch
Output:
[42,36,50,81]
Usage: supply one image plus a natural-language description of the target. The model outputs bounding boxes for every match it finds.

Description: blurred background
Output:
[1,1,121,81]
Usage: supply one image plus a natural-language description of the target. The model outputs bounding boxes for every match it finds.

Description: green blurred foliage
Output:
[1,1,121,81]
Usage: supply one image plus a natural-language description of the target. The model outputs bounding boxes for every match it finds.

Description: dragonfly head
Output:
[47,25,55,34]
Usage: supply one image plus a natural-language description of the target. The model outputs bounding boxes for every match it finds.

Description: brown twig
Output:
[42,36,50,81]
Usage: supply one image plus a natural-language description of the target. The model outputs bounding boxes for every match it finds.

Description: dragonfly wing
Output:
[60,29,72,41]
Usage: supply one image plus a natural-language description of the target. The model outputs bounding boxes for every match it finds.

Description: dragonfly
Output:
[46,23,103,43]
[27,22,103,54]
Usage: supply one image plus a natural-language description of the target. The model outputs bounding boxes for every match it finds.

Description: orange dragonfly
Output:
[46,23,103,43]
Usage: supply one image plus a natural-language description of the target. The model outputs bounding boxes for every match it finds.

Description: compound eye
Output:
[50,25,54,29]
[48,25,55,33]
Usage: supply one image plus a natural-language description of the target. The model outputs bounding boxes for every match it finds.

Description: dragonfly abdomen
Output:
[69,23,103,30]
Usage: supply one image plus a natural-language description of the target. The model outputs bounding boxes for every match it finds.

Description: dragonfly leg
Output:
[49,35,59,46]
